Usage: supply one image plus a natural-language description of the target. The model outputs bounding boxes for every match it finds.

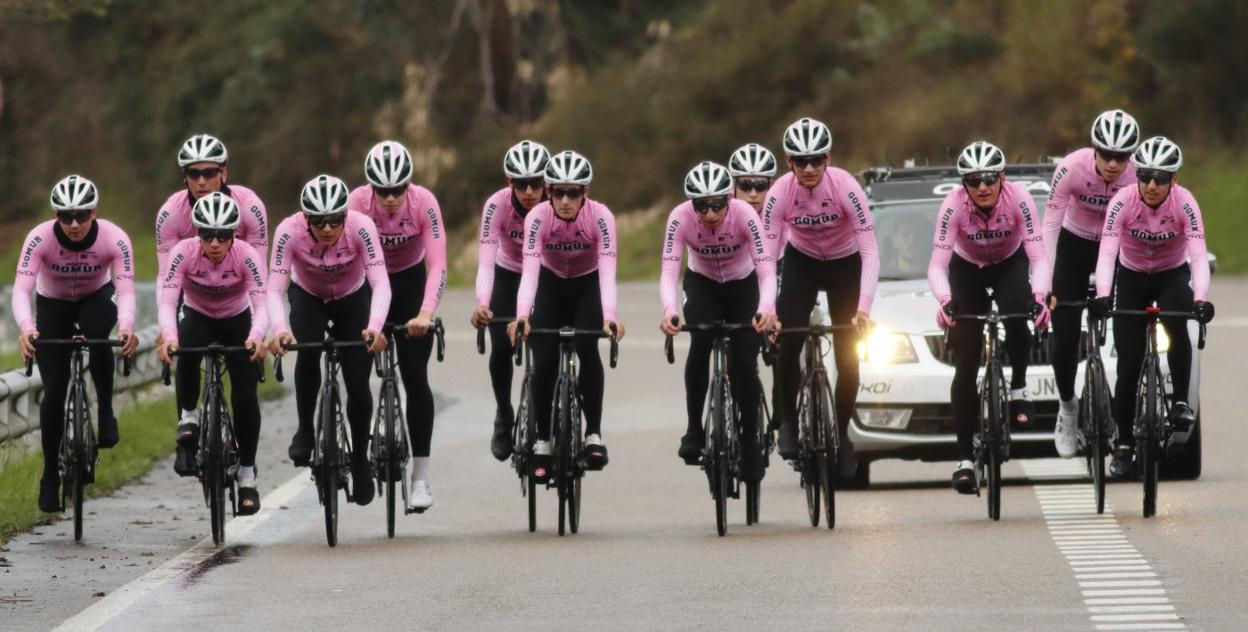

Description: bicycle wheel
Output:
[555,378,570,537]
[1141,358,1161,518]
[321,388,340,547]
[383,383,398,538]
[985,364,1004,521]
[568,393,584,535]
[207,413,226,545]
[817,377,837,530]
[67,383,87,541]
[1084,360,1107,515]
[797,387,820,528]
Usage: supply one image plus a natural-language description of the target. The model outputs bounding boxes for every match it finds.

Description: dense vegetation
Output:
[1,0,1245,275]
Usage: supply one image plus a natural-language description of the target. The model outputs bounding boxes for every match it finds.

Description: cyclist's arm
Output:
[266,220,295,337]
[658,207,685,318]
[1043,161,1074,270]
[927,201,957,304]
[514,210,546,320]
[154,194,182,282]
[107,223,138,334]
[760,181,789,262]
[1181,193,1211,301]
[11,226,44,334]
[474,193,504,307]
[842,176,880,315]
[239,187,269,263]
[1018,194,1052,299]
[239,242,269,342]
[1094,197,1126,299]
[417,191,448,314]
[595,205,619,322]
[741,208,776,315]
[157,240,189,344]
[355,214,392,332]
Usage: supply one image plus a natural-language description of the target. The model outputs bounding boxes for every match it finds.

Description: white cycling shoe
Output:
[1054,407,1079,459]
[407,477,433,513]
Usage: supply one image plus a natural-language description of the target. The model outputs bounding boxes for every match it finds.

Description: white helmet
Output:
[544,150,593,186]
[503,140,550,179]
[50,175,99,211]
[178,134,228,167]
[956,141,1007,175]
[300,175,350,215]
[684,161,734,199]
[727,143,778,177]
[1090,109,1141,152]
[192,192,241,230]
[782,117,832,157]
[364,140,413,188]
[1132,136,1183,173]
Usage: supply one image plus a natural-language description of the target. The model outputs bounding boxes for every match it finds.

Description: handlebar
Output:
[274,338,370,383]
[25,338,131,378]
[513,324,619,369]
[475,317,514,355]
[161,344,265,385]
[663,319,758,365]
[382,318,445,362]
[1109,308,1207,350]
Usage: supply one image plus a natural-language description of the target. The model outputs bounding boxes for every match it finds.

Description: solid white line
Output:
[1048,520,1120,526]
[1069,556,1147,563]
[1088,605,1176,613]
[52,471,311,632]
[1060,547,1140,553]
[1094,624,1185,631]
[1092,613,1180,622]
[1047,514,1117,520]
[1050,529,1124,536]
[1082,589,1167,597]
[1079,580,1163,588]
[1072,566,1155,573]
[1085,597,1172,605]
[1076,572,1159,580]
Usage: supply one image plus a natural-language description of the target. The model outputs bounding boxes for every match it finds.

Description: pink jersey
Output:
[474,187,529,306]
[515,199,619,321]
[659,199,777,317]
[12,219,137,334]
[158,238,268,343]
[928,181,1052,303]
[347,184,446,313]
[1043,148,1137,265]
[156,185,268,274]
[1095,184,1210,301]
[761,168,880,313]
[266,211,392,336]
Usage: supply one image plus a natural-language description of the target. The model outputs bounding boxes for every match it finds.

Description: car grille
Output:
[924,332,1088,367]
[858,402,1058,435]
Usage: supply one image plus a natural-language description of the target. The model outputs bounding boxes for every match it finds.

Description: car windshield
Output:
[873,196,1048,280]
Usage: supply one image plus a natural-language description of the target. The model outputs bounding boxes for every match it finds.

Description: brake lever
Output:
[161,362,171,386]
[25,356,34,378]
[609,322,619,369]
[434,318,445,363]
[476,326,486,355]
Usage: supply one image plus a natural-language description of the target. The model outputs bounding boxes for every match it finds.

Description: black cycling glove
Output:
[1193,300,1215,324]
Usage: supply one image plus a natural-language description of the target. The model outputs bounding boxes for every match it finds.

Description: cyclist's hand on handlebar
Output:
[1090,296,1113,319]
[1032,294,1051,330]
[507,318,530,345]
[157,340,178,365]
[604,320,624,341]
[363,329,387,353]
[851,311,872,334]
[753,312,778,333]
[1193,300,1215,324]
[269,332,294,357]
[470,305,493,328]
[119,330,139,357]
[407,310,434,337]
[18,330,38,361]
[660,314,682,337]
[246,338,266,363]
[936,300,955,330]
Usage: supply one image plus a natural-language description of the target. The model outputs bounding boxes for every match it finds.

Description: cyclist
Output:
[728,143,778,214]
[928,141,1051,493]
[267,175,390,506]
[157,134,268,441]
[347,140,447,512]
[659,161,777,482]
[13,175,138,513]
[508,150,623,473]
[762,117,879,463]
[471,140,550,462]
[156,193,268,515]
[1091,136,1213,479]
[1046,110,1140,458]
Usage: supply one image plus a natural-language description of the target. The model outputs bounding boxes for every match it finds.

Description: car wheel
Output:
[838,459,870,489]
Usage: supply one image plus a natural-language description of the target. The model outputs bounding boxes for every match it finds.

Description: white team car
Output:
[810,164,1206,486]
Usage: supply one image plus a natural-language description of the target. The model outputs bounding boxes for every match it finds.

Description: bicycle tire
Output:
[208,399,226,545]
[1086,359,1108,515]
[68,382,87,542]
[817,376,837,530]
[797,387,820,528]
[710,376,729,537]
[1141,358,1160,518]
[527,476,537,533]
[568,392,584,535]
[383,382,398,539]
[555,378,570,537]
[986,362,1004,521]
[322,387,340,547]
[745,482,759,525]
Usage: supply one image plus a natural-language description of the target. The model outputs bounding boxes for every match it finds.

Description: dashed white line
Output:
[1024,459,1190,631]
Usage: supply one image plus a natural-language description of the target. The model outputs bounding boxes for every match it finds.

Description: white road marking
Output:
[52,471,311,632]
[1024,460,1190,631]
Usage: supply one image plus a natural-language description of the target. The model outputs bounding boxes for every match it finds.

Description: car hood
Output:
[869,279,942,336]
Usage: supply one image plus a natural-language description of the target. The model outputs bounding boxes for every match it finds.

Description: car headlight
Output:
[857,329,919,364]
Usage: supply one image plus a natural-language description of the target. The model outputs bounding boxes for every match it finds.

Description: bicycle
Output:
[664,319,765,536]
[276,337,370,547]
[372,319,445,538]
[513,326,618,536]
[775,323,858,530]
[1055,296,1114,515]
[1107,305,1205,518]
[475,318,540,532]
[26,338,131,542]
[161,344,264,545]
[948,309,1036,521]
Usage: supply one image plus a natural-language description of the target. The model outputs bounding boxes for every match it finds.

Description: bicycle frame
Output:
[1055,297,1114,514]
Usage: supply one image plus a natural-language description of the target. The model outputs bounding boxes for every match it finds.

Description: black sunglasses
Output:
[1096,148,1132,163]
[963,173,1001,188]
[56,210,92,225]
[184,166,223,181]
[511,177,544,192]
[735,179,770,193]
[550,187,584,201]
[198,228,235,243]
[790,155,827,169]
[1136,170,1174,186]
[692,197,730,214]
[308,213,347,228]
[372,185,406,199]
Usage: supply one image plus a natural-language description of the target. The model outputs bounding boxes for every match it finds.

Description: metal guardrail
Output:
[0,324,164,445]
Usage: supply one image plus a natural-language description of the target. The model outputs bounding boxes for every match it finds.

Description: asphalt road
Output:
[5,279,1248,631]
